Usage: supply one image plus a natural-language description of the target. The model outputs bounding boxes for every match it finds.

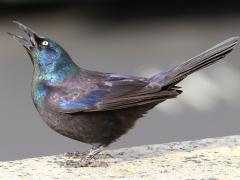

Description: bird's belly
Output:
[40,111,110,144]
[39,104,156,145]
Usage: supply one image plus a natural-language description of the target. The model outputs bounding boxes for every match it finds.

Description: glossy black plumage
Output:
[9,21,239,167]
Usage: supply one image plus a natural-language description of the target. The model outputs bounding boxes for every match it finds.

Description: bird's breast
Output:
[31,82,49,110]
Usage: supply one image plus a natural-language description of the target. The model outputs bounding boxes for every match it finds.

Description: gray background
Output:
[0,2,240,161]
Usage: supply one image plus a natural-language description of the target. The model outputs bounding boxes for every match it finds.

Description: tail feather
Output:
[150,37,239,88]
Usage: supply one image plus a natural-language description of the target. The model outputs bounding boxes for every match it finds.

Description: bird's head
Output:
[8,21,77,73]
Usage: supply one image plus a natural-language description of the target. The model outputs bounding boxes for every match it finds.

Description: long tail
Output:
[150,37,239,88]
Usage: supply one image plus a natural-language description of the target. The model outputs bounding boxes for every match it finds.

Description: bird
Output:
[9,21,239,167]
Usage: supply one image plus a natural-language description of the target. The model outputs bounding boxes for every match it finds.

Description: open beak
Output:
[8,21,38,51]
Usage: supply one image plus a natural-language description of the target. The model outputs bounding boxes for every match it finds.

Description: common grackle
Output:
[9,21,239,167]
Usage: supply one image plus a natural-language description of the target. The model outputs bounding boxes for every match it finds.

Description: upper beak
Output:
[8,21,38,51]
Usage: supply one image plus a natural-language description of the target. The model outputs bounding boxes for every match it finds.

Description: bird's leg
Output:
[62,144,108,167]
[80,144,104,163]
[64,144,103,159]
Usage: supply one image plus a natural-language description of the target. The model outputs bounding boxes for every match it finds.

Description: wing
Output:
[45,73,181,113]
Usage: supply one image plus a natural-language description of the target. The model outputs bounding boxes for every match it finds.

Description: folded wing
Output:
[45,73,181,113]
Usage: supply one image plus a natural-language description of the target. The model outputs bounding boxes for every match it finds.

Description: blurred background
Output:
[0,0,240,161]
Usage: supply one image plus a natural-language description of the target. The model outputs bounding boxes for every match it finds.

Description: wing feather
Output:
[45,73,182,113]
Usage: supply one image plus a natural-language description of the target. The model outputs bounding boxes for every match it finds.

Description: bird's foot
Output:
[64,151,112,159]
[58,159,91,168]
[58,158,109,168]
[96,153,113,159]
[59,145,110,168]
[64,151,86,159]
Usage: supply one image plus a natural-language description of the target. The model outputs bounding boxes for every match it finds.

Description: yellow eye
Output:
[42,41,48,46]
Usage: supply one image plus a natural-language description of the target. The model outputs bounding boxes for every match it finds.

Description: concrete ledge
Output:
[1,136,240,179]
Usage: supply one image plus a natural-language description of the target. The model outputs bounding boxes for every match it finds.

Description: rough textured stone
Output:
[1,136,240,179]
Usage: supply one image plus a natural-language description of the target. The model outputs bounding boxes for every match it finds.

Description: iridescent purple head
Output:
[8,21,76,73]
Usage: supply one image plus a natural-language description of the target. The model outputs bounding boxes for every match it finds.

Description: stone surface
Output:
[1,136,240,179]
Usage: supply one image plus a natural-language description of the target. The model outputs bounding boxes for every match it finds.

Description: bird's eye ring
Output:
[42,41,49,46]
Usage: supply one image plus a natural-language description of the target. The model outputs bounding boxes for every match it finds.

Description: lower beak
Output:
[8,21,38,51]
